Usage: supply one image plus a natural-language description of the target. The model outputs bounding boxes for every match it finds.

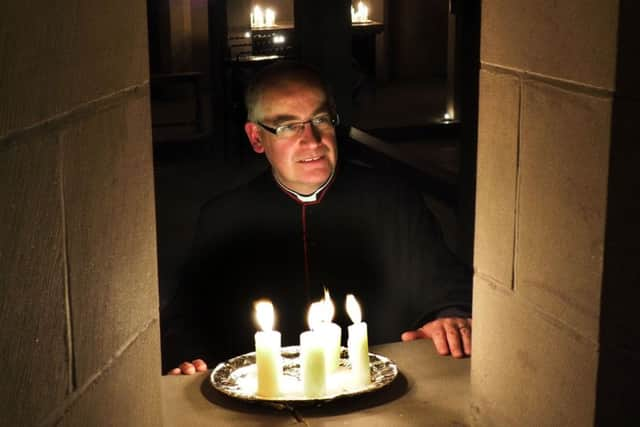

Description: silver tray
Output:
[210,346,398,405]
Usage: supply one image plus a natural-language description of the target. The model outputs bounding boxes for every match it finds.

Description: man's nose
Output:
[299,121,322,143]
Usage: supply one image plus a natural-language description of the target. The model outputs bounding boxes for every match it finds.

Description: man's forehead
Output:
[260,83,330,118]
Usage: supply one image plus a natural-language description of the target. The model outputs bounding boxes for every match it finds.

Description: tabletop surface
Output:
[161,339,471,426]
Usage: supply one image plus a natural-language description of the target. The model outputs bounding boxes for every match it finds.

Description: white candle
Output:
[254,300,281,397]
[351,2,369,23]
[346,294,370,387]
[299,302,327,397]
[360,2,369,21]
[251,5,264,28]
[265,8,276,27]
[317,289,342,373]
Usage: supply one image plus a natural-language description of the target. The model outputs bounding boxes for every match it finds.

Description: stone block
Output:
[62,95,158,385]
[61,324,163,427]
[470,277,598,427]
[481,0,618,89]
[474,69,520,288]
[0,136,69,425]
[0,0,149,137]
[516,80,611,342]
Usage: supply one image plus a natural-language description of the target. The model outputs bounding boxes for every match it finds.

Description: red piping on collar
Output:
[302,204,310,302]
[290,175,335,302]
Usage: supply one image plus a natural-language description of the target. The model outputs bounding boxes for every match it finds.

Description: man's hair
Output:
[245,60,336,122]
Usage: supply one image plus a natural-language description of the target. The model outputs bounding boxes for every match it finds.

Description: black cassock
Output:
[161,161,471,370]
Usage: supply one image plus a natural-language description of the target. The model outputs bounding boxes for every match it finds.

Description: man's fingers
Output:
[168,359,208,375]
[180,362,196,375]
[405,317,473,357]
[444,323,464,358]
[429,325,451,355]
[192,359,208,372]
[401,329,428,341]
[460,322,472,355]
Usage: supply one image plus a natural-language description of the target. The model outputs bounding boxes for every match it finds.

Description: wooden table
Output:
[161,339,470,426]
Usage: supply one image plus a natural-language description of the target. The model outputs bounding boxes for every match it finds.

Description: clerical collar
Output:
[274,170,335,203]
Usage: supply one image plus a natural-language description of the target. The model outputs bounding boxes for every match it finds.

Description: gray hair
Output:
[245,61,336,122]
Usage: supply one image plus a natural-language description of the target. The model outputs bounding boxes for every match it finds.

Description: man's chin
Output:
[306,167,333,182]
[292,171,332,193]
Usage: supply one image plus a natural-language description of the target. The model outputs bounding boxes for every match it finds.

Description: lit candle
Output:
[351,2,369,23]
[346,294,370,387]
[265,8,276,27]
[316,289,342,373]
[360,2,369,21]
[251,5,264,28]
[299,302,327,397]
[254,300,281,397]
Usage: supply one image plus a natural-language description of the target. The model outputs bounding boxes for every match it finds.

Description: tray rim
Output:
[209,345,398,405]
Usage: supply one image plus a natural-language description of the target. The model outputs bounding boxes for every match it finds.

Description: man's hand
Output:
[401,317,472,358]
[167,359,208,375]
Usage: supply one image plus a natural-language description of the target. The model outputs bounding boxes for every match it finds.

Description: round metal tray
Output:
[210,346,398,405]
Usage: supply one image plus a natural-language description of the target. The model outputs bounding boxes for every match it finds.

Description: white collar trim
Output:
[274,170,334,202]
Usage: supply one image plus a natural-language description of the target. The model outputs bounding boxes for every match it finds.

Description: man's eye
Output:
[313,116,331,125]
[278,123,298,133]
[276,123,304,136]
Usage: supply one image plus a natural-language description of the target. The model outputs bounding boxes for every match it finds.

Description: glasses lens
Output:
[312,114,334,128]
[276,123,303,138]
[274,114,338,138]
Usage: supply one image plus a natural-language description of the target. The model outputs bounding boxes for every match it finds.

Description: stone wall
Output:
[471,0,639,425]
[0,1,162,425]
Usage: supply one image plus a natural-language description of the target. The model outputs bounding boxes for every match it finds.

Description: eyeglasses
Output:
[257,113,339,138]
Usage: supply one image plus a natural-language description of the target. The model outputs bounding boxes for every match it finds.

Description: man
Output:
[164,61,472,375]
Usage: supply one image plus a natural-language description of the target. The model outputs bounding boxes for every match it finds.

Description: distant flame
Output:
[351,2,369,23]
[346,294,362,324]
[307,301,325,330]
[322,288,335,322]
[255,300,275,331]
[265,8,275,26]
[251,5,276,28]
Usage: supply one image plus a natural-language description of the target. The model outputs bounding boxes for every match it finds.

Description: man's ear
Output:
[245,122,265,153]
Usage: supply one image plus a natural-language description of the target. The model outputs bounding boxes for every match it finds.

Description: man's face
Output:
[245,80,338,195]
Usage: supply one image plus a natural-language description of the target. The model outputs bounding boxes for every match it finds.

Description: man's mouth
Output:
[299,155,323,163]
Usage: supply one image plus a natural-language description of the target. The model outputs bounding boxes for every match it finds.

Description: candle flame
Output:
[351,2,369,23]
[251,5,276,28]
[346,294,362,324]
[255,300,274,331]
[265,8,276,26]
[322,288,335,322]
[307,301,325,330]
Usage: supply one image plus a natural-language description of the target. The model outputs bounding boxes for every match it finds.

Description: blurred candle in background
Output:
[254,300,281,397]
[346,294,370,387]
[265,8,276,27]
[250,5,264,28]
[351,2,369,23]
[251,5,276,28]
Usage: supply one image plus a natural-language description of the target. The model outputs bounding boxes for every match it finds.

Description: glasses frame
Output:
[256,113,340,138]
